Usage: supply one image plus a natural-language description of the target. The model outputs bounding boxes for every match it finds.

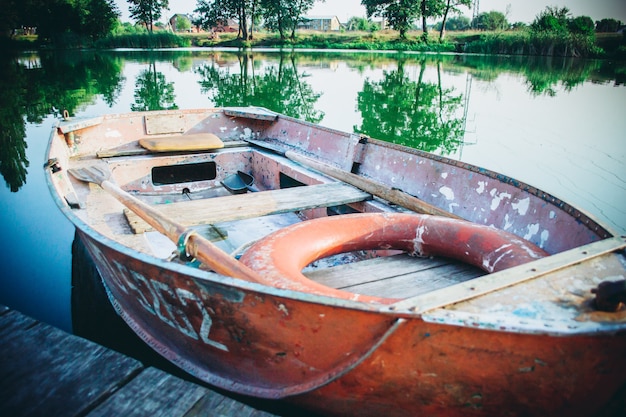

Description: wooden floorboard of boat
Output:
[305,254,483,299]
[125,182,371,234]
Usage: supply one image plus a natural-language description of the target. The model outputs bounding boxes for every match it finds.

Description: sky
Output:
[115,0,626,25]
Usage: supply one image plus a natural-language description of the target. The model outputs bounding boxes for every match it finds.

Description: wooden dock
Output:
[0,305,301,417]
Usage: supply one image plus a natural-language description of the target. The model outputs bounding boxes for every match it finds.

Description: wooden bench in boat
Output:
[125,182,371,234]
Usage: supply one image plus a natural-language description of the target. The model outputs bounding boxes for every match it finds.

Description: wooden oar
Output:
[246,139,461,219]
[68,165,262,282]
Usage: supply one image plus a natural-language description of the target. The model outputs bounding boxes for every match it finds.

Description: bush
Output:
[95,32,191,49]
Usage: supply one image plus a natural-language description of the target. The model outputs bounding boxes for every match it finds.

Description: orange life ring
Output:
[239,213,549,305]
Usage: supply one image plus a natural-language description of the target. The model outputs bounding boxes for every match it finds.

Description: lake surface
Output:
[0,49,624,335]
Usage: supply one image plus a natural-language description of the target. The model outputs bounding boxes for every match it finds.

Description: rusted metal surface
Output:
[45,107,626,417]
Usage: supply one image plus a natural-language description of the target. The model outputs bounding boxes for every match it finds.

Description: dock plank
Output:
[87,367,207,417]
[0,307,282,417]
[0,309,143,417]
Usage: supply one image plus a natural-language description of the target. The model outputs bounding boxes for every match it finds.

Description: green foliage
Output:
[355,59,464,154]
[525,7,598,57]
[435,16,471,31]
[128,0,169,32]
[95,32,190,48]
[175,15,192,32]
[346,17,379,32]
[568,16,594,36]
[473,11,509,30]
[596,18,623,33]
[463,30,602,57]
[195,53,323,122]
[530,6,570,34]
[362,0,422,39]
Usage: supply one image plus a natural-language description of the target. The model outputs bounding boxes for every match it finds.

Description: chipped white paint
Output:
[219,126,227,132]
[476,181,486,194]
[439,186,454,201]
[524,223,540,241]
[241,127,253,139]
[412,223,427,255]
[490,189,512,211]
[482,243,514,272]
[441,172,448,179]
[277,303,289,316]
[503,214,513,230]
[549,211,556,219]
[512,197,530,216]
[540,230,550,247]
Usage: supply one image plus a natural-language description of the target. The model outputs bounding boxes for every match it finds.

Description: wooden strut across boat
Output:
[45,107,626,417]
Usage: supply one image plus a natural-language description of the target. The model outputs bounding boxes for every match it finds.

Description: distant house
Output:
[298,16,341,31]
[212,19,238,33]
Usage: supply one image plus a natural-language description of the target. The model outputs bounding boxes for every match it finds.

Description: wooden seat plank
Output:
[125,182,371,233]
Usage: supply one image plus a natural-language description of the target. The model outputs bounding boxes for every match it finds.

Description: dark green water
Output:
[0,49,624,333]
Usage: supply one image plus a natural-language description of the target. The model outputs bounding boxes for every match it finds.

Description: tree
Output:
[131,62,178,111]
[596,18,622,33]
[80,0,120,40]
[195,0,262,40]
[128,0,169,33]
[355,58,464,153]
[530,6,569,34]
[418,0,446,41]
[261,0,316,41]
[473,11,509,31]
[175,15,192,32]
[362,0,422,39]
[346,17,379,32]
[568,16,594,36]
[435,15,470,32]
[437,0,471,41]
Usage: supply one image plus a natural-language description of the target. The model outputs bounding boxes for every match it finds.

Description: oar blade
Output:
[68,165,111,185]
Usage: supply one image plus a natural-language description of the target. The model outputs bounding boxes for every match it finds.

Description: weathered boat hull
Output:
[46,108,626,416]
[75,228,626,416]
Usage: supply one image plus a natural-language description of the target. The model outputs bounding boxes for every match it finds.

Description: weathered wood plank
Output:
[305,254,450,288]
[87,367,209,417]
[305,255,482,299]
[0,309,144,417]
[389,236,626,314]
[346,262,483,299]
[125,182,371,233]
[0,307,282,417]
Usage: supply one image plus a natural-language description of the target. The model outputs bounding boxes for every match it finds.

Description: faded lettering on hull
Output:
[88,240,229,351]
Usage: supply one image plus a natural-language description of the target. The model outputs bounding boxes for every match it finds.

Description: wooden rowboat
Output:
[46,107,626,416]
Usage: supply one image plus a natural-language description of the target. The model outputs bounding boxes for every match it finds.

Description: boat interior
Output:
[57,116,487,302]
[49,108,626,321]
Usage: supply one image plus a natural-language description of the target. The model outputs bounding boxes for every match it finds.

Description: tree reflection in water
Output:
[0,50,619,193]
